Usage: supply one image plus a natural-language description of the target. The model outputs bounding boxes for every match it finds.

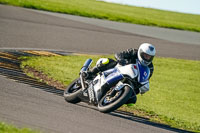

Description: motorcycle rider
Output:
[85,43,156,104]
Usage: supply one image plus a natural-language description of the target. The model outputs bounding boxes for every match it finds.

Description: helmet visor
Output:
[141,52,154,63]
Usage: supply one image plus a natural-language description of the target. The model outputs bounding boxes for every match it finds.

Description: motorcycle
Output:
[64,58,150,113]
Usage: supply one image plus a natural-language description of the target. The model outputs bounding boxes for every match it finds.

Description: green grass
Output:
[0,122,40,133]
[1,0,200,32]
[20,55,200,132]
[20,55,107,85]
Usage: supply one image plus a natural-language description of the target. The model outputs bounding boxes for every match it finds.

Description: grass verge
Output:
[0,0,200,32]
[20,55,200,132]
[0,122,40,133]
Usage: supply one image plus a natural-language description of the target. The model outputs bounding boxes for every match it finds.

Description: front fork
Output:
[80,72,97,105]
[80,73,86,91]
[79,58,93,91]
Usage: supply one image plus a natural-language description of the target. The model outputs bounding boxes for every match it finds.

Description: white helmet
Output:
[138,43,156,66]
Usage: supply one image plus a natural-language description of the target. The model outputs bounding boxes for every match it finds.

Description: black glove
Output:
[118,59,127,66]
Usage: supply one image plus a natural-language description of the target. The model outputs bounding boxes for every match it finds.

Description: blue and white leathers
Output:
[136,60,150,94]
[137,60,150,83]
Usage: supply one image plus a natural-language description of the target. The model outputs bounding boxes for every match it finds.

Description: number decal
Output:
[144,72,147,77]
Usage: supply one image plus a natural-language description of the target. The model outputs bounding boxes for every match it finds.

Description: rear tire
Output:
[64,78,82,103]
[98,86,132,113]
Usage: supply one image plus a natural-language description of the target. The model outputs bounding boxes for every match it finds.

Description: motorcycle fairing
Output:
[103,68,124,85]
[117,64,138,79]
[93,68,123,102]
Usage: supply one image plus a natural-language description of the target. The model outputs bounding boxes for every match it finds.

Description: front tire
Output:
[64,78,82,103]
[98,86,132,113]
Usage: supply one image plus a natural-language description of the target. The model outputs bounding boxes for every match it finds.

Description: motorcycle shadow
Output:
[110,110,192,133]
[76,102,192,133]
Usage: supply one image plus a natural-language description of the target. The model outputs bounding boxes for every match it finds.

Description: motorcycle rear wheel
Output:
[64,78,82,103]
[98,86,132,113]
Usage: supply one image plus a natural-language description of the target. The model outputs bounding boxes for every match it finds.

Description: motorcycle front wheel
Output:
[64,78,82,103]
[98,86,132,113]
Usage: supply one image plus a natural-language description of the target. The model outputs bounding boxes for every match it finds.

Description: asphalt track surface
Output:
[1,5,200,60]
[0,4,199,133]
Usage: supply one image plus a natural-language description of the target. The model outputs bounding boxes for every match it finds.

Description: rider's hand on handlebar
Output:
[118,59,127,66]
